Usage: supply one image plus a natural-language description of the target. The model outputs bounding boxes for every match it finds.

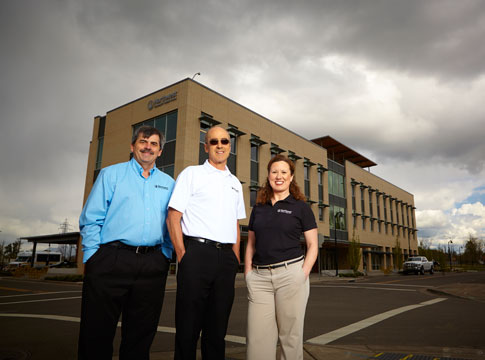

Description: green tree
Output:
[347,228,361,274]
[0,241,5,269]
[393,235,403,270]
[463,234,483,265]
[4,239,21,261]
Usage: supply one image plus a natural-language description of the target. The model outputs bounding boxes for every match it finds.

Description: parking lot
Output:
[1,271,485,360]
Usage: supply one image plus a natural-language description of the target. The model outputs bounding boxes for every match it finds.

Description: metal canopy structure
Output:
[19,232,80,267]
[312,135,377,168]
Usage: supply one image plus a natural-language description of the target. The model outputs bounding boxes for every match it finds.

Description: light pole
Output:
[334,211,343,276]
[448,239,453,272]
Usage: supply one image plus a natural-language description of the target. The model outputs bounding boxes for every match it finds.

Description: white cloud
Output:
[1,0,485,249]
[416,210,450,229]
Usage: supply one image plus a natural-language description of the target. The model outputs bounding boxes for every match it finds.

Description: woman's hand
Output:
[302,265,311,278]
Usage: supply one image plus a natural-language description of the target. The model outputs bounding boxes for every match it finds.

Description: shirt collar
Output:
[203,159,231,176]
[130,157,156,178]
[268,194,296,206]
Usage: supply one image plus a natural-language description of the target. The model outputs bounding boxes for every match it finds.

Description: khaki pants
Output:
[245,258,309,360]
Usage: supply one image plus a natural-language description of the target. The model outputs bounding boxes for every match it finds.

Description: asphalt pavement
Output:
[122,270,485,360]
[2,270,484,360]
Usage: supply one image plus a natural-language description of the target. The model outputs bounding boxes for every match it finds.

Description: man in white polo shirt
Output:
[167,126,246,360]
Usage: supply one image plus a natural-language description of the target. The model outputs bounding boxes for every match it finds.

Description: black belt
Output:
[253,256,304,270]
[183,235,233,249]
[103,241,161,254]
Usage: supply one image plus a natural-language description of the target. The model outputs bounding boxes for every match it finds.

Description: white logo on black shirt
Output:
[277,209,292,214]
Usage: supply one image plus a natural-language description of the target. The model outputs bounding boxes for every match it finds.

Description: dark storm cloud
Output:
[1,0,485,244]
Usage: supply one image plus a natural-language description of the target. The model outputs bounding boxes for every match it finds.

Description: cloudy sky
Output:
[1,0,484,252]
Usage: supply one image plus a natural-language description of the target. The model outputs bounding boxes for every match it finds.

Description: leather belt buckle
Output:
[135,246,151,254]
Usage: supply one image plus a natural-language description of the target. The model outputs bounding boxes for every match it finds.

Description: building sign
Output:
[147,91,177,110]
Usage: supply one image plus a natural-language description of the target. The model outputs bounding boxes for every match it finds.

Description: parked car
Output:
[403,256,434,275]
[7,251,63,270]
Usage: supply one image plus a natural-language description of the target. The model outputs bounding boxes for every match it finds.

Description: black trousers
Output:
[78,244,169,360]
[174,240,239,360]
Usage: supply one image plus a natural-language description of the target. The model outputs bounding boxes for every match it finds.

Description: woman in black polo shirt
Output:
[245,154,318,360]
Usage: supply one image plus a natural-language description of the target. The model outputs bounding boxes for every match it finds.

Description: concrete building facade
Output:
[77,78,418,274]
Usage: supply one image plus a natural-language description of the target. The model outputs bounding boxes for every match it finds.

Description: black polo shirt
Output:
[248,194,317,265]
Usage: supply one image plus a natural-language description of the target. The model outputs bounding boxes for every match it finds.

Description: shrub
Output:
[45,274,84,282]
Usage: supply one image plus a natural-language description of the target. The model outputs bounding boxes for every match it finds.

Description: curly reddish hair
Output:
[256,154,306,205]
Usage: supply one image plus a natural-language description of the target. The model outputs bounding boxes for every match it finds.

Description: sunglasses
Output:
[208,138,230,146]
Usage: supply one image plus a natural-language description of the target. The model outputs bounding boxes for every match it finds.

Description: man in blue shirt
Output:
[78,125,175,360]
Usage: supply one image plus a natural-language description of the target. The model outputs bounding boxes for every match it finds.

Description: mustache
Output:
[140,149,155,155]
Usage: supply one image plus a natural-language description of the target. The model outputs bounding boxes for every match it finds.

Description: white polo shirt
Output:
[168,160,246,244]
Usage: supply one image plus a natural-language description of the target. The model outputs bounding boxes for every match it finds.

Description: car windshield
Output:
[16,256,31,262]
[408,257,421,261]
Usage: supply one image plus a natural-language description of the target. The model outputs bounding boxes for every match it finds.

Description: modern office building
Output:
[77,78,418,273]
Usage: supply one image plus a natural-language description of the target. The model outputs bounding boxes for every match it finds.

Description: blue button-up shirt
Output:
[79,158,175,263]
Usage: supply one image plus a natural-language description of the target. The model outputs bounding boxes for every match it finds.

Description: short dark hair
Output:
[132,126,165,149]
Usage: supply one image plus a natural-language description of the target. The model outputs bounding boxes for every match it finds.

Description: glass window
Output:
[154,117,166,135]
[361,188,365,215]
[199,122,211,165]
[93,168,100,183]
[95,137,104,170]
[250,144,259,185]
[377,195,381,219]
[156,141,175,167]
[250,189,258,207]
[384,197,387,221]
[352,185,356,214]
[304,165,310,198]
[369,191,373,217]
[95,116,106,171]
[227,134,237,175]
[166,112,177,141]
[328,171,345,198]
[318,171,323,202]
[328,172,334,195]
[390,200,394,223]
[330,205,346,230]
[371,253,381,270]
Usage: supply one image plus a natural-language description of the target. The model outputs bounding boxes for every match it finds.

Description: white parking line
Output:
[0,313,81,322]
[357,282,432,288]
[0,313,246,344]
[306,298,447,345]
[0,296,82,305]
[312,285,417,292]
[0,291,82,298]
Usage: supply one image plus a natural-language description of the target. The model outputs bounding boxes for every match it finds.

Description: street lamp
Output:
[448,239,453,272]
[334,211,343,276]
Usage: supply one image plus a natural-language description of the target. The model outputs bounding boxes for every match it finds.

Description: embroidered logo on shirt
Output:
[231,187,239,193]
[277,209,292,214]
[155,185,169,190]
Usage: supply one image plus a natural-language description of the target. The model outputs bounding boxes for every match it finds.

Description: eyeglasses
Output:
[208,138,230,146]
